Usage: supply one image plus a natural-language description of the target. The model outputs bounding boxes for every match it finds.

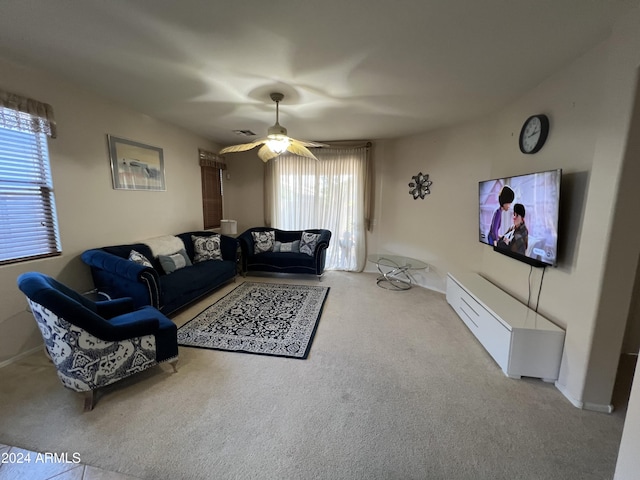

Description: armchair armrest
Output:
[106,311,161,341]
[95,297,134,319]
[32,290,158,342]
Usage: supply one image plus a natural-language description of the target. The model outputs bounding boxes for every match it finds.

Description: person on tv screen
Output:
[488,186,514,246]
[497,203,528,255]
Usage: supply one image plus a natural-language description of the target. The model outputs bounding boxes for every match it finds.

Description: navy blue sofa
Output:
[238,227,331,278]
[81,231,238,315]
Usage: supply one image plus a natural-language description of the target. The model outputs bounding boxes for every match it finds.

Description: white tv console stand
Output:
[446,272,565,382]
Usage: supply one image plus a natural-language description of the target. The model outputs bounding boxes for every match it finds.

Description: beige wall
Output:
[611,83,640,475]
[622,265,640,354]
[615,359,640,479]
[222,150,266,232]
[368,122,493,292]
[0,56,219,365]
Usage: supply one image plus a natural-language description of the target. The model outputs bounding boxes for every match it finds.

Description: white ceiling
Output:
[0,0,636,146]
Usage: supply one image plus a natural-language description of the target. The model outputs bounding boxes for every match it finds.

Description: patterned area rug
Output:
[177,282,330,359]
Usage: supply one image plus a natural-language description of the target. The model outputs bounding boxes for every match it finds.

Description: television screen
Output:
[479,169,561,267]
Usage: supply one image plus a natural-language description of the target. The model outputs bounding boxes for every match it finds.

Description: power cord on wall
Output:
[527,266,533,308]
[535,266,547,313]
[527,265,547,313]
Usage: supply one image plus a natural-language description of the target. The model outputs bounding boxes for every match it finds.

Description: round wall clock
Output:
[519,114,549,154]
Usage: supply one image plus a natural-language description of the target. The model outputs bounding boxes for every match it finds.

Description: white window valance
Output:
[0,89,57,138]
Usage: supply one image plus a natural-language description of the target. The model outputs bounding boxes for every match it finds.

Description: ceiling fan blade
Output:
[286,140,319,160]
[257,144,280,162]
[291,138,328,148]
[219,139,266,154]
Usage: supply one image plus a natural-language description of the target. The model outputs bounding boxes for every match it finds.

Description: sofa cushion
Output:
[159,259,235,310]
[246,251,316,271]
[192,234,222,262]
[300,232,320,256]
[158,249,192,274]
[252,230,275,254]
[129,249,154,268]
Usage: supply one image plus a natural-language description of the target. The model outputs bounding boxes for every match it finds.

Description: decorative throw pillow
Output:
[274,240,300,253]
[252,230,275,254]
[128,249,153,268]
[300,232,320,256]
[158,249,192,274]
[192,234,222,263]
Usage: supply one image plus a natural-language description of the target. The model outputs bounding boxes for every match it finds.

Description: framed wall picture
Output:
[107,135,166,191]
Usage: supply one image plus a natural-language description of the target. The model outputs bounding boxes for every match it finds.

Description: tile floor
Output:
[0,444,140,480]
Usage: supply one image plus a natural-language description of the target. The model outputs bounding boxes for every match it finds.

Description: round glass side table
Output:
[367,254,429,290]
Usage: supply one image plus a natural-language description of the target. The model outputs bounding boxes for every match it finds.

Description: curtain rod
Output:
[317,140,372,149]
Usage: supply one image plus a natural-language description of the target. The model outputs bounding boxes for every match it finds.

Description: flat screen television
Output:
[479,169,561,267]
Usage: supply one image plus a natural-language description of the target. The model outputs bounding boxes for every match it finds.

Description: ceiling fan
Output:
[219,92,326,162]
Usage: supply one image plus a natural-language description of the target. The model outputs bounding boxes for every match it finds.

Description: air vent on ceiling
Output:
[232,129,256,137]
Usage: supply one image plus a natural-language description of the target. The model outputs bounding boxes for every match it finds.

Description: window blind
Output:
[201,165,223,229]
[0,112,61,265]
[199,149,225,230]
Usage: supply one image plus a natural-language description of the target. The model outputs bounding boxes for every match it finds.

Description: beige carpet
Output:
[0,272,626,480]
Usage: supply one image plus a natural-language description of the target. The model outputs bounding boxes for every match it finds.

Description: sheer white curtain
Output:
[266,146,369,271]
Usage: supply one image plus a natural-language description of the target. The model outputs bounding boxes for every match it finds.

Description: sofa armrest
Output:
[220,234,240,261]
[237,230,254,272]
[313,230,331,275]
[314,230,332,254]
[81,249,161,310]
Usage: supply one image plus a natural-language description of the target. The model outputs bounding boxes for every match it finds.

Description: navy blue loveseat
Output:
[238,227,331,278]
[81,231,238,315]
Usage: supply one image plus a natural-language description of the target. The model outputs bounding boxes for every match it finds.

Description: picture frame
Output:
[107,135,166,191]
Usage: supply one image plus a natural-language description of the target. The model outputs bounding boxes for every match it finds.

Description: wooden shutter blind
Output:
[201,166,222,229]
[199,149,226,230]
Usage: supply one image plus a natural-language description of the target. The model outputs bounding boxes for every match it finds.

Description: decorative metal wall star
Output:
[408,172,432,199]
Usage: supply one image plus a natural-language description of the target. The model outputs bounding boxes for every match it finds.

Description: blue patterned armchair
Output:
[17,272,179,411]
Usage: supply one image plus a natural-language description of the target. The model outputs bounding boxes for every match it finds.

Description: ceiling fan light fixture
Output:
[266,133,290,154]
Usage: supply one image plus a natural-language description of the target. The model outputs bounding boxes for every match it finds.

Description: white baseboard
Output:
[0,345,42,369]
[583,402,615,413]
[555,381,614,413]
